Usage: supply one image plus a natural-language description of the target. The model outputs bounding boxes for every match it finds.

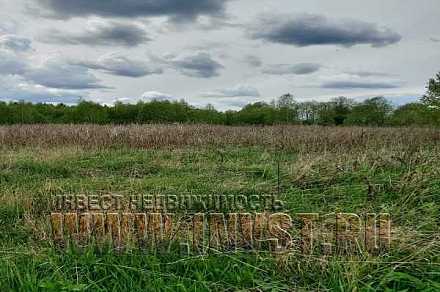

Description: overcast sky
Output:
[0,0,439,110]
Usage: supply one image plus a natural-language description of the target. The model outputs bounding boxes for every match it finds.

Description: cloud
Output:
[385,95,419,106]
[321,80,400,89]
[35,0,230,22]
[0,75,81,104]
[0,35,32,52]
[344,70,395,77]
[249,14,401,47]
[194,95,257,111]
[186,41,229,52]
[193,16,241,30]
[114,91,181,105]
[216,98,252,108]
[141,91,180,102]
[430,37,440,43]
[76,53,163,78]
[0,49,27,75]
[42,20,150,47]
[0,20,18,35]
[24,58,108,90]
[0,35,107,91]
[243,55,262,67]
[201,84,260,97]
[163,52,223,78]
[0,38,106,91]
[262,63,321,75]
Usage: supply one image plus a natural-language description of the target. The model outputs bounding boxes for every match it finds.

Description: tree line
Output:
[1,72,439,127]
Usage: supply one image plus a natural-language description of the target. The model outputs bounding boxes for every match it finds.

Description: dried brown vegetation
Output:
[1,124,439,152]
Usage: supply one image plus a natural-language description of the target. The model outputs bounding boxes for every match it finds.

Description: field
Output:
[0,125,439,291]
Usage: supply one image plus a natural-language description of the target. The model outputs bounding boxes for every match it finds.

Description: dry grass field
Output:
[0,125,439,291]
[1,124,440,151]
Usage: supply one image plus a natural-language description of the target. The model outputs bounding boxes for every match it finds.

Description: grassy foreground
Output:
[0,125,439,291]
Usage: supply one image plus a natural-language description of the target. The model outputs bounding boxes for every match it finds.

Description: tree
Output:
[238,102,275,125]
[421,72,440,109]
[317,97,353,125]
[297,101,320,125]
[1,93,440,127]
[71,101,109,124]
[390,103,430,126]
[0,101,12,124]
[346,97,392,126]
[275,93,298,123]
[277,93,295,108]
[332,96,353,125]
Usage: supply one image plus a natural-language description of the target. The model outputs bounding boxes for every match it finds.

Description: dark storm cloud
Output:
[250,14,402,47]
[76,54,163,78]
[36,0,229,22]
[165,52,224,78]
[262,63,321,75]
[321,80,400,89]
[42,21,150,47]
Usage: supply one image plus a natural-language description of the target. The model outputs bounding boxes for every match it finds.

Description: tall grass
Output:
[1,124,439,152]
[0,125,439,290]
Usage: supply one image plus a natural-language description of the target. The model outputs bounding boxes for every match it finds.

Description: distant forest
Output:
[1,73,439,127]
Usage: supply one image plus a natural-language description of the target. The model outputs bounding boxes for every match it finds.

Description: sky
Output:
[0,0,439,110]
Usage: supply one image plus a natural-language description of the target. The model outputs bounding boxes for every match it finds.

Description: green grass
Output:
[0,144,439,291]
